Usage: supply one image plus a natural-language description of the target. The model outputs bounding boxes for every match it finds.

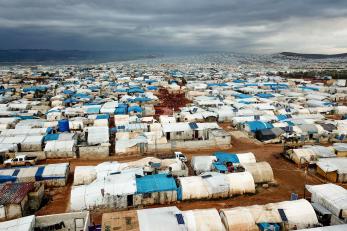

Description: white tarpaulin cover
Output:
[87,126,109,145]
[0,215,35,231]
[179,172,255,200]
[137,206,183,231]
[183,208,225,231]
[306,184,347,218]
[220,199,318,231]
[70,172,137,211]
[242,162,274,184]
[73,166,97,186]
[191,156,217,174]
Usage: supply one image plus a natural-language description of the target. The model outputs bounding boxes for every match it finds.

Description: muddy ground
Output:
[34,132,340,224]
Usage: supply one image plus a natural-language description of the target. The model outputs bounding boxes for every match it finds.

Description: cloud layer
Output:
[0,0,347,53]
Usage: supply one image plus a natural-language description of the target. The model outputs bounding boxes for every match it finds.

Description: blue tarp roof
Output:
[147,86,158,90]
[214,152,240,164]
[114,88,127,93]
[233,79,247,83]
[23,86,48,93]
[213,163,228,172]
[207,83,228,87]
[300,86,319,91]
[63,90,75,95]
[234,93,253,99]
[64,98,79,104]
[128,106,142,113]
[246,121,274,132]
[244,83,258,87]
[256,93,275,98]
[127,88,144,94]
[115,107,127,115]
[96,114,109,120]
[73,93,91,99]
[136,174,177,194]
[130,97,152,103]
[85,107,100,114]
[277,115,288,121]
[0,175,16,183]
[44,134,59,142]
[239,100,253,104]
[145,80,157,84]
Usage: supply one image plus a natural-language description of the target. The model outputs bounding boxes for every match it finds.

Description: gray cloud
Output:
[0,0,347,53]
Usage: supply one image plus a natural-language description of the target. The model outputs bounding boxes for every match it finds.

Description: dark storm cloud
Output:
[0,0,347,53]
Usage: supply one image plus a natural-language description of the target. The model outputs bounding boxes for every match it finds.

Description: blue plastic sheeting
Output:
[23,86,48,93]
[246,121,274,132]
[130,97,152,103]
[276,115,288,121]
[115,107,127,115]
[177,187,183,201]
[12,169,20,176]
[58,120,69,132]
[136,174,177,194]
[188,122,198,129]
[234,93,253,99]
[169,70,184,77]
[213,163,228,172]
[86,107,100,114]
[207,83,228,87]
[147,86,158,90]
[285,121,295,126]
[44,134,59,142]
[264,83,289,90]
[96,114,109,120]
[114,88,127,92]
[73,93,92,99]
[214,152,240,164]
[88,86,100,91]
[256,93,275,98]
[34,166,45,181]
[63,90,75,95]
[46,127,53,134]
[233,79,247,83]
[64,98,78,104]
[128,106,142,113]
[300,86,319,91]
[145,80,157,84]
[18,115,36,120]
[0,175,16,183]
[258,223,280,231]
[127,88,144,94]
[244,83,258,87]
[239,100,253,104]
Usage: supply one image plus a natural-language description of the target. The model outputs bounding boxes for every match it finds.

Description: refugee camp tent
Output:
[44,140,76,158]
[316,158,347,183]
[306,184,347,219]
[87,126,109,145]
[219,199,318,231]
[241,162,274,184]
[191,156,217,174]
[136,206,183,231]
[183,208,225,231]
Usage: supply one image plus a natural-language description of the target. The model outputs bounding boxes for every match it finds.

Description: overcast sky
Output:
[0,0,347,54]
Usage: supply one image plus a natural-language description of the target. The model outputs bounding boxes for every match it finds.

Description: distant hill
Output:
[0,49,160,65]
[280,52,347,59]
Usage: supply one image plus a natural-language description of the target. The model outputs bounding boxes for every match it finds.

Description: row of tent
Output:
[0,163,69,187]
